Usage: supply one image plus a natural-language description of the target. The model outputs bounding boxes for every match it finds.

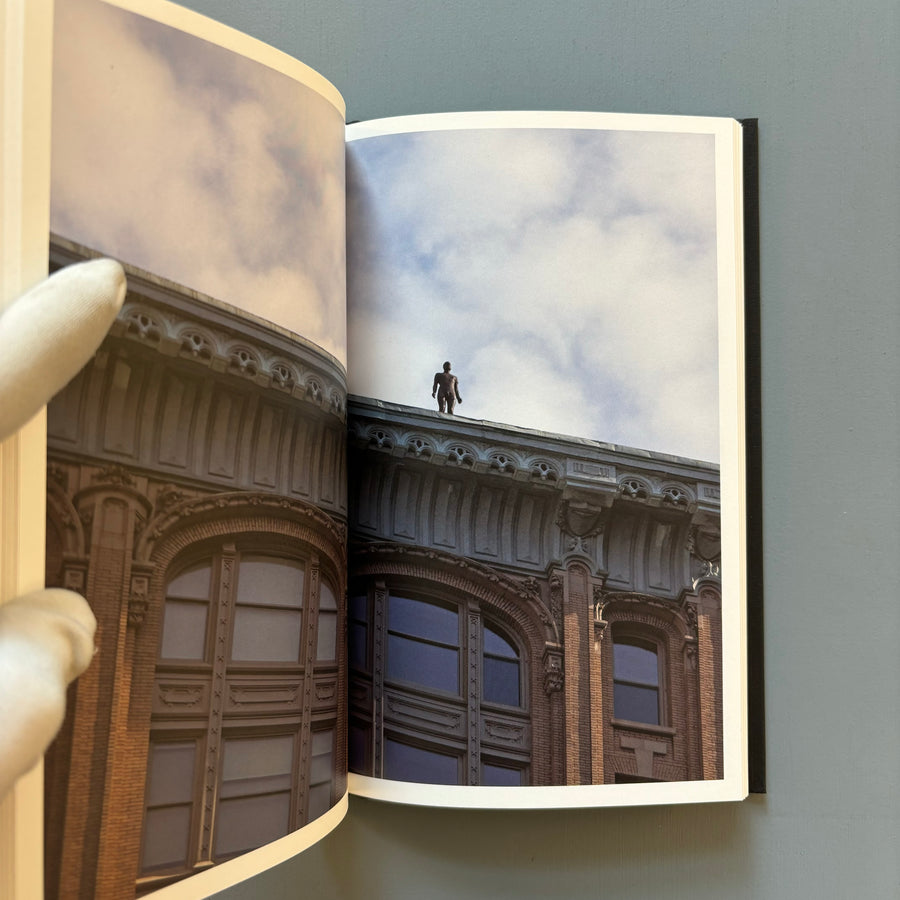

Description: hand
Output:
[0,257,125,799]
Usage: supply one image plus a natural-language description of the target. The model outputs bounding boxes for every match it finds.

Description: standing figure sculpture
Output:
[432,360,463,414]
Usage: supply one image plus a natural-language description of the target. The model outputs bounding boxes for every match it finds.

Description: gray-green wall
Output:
[180,2,900,896]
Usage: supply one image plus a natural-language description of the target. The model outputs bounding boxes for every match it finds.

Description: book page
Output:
[44,1,349,898]
[345,111,747,808]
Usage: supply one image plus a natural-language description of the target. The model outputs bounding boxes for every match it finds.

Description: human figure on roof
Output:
[432,361,463,414]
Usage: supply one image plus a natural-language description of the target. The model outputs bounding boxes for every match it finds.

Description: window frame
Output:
[611,628,668,728]
[141,537,342,887]
[348,578,531,785]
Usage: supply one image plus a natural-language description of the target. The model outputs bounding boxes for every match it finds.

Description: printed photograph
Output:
[44,1,349,897]
[345,118,736,793]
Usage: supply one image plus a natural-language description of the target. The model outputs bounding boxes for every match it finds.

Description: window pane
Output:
[160,599,208,659]
[309,730,334,785]
[484,624,517,659]
[482,762,523,786]
[141,804,192,871]
[614,682,660,725]
[231,607,302,662]
[316,610,337,660]
[214,792,291,858]
[349,620,368,669]
[483,655,520,707]
[319,581,337,609]
[387,633,459,693]
[237,557,304,608]
[614,641,658,686]
[348,722,370,774]
[145,743,195,806]
[307,782,332,821]
[384,739,459,785]
[167,562,211,600]
[222,735,293,782]
[349,594,367,621]
[141,741,197,873]
[388,595,458,645]
[308,730,334,819]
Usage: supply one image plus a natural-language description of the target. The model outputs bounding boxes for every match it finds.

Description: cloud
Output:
[51,0,346,364]
[347,124,722,461]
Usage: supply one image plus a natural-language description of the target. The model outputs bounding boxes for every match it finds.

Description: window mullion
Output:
[372,580,387,778]
[466,604,481,786]
[295,553,319,825]
[198,546,235,863]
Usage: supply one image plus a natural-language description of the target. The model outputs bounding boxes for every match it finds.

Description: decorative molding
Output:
[353,541,559,646]
[127,574,150,627]
[137,491,346,562]
[542,646,564,695]
[548,572,564,628]
[92,463,135,487]
[483,719,527,746]
[104,294,347,423]
[157,685,204,708]
[228,684,300,707]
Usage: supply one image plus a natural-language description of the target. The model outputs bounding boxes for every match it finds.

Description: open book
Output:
[35,0,755,897]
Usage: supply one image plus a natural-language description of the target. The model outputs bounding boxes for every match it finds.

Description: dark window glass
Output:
[387,634,459,693]
[386,596,459,694]
[613,639,660,725]
[348,721,371,775]
[482,762,523,786]
[388,595,458,644]
[384,738,459,785]
[483,623,520,707]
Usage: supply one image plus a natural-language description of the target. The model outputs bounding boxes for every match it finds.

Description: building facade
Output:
[44,239,348,899]
[347,397,723,788]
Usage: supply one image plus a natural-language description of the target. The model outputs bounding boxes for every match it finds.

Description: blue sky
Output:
[346,120,722,461]
[51,0,347,364]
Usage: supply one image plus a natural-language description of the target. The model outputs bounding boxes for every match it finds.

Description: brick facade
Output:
[347,397,724,788]
[44,239,348,899]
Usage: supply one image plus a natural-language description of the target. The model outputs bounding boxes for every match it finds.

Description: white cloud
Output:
[347,124,722,460]
[51,0,347,364]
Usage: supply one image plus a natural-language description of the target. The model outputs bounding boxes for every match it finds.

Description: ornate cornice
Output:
[348,397,719,510]
[112,298,346,422]
[50,236,347,423]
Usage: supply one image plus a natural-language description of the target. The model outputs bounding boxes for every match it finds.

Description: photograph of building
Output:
[44,238,348,899]
[347,396,723,787]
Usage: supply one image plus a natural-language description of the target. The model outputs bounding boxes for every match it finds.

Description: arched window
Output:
[349,585,530,787]
[140,544,341,889]
[613,636,662,726]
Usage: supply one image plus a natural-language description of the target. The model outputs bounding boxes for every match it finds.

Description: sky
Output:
[51,0,347,365]
[346,122,723,462]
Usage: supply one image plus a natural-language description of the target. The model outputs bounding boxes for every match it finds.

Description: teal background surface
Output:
[178,2,900,896]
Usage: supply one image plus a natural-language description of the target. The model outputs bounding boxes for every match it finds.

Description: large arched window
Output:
[349,585,529,787]
[139,544,340,890]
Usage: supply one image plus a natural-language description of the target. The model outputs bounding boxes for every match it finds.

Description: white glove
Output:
[0,258,125,798]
